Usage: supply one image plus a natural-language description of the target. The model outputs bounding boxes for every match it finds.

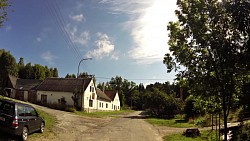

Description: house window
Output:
[89,100,93,107]
[106,103,108,108]
[99,102,101,107]
[102,103,103,108]
[118,106,119,110]
[90,86,91,92]
[112,104,113,109]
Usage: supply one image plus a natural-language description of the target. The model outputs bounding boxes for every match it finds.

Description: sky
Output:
[0,0,178,85]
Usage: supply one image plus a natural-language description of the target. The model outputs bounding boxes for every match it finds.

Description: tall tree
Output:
[164,0,250,140]
[44,66,52,78]
[18,57,26,78]
[0,50,18,89]
[52,68,58,77]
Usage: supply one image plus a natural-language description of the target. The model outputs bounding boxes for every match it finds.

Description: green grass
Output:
[75,110,134,118]
[146,118,195,128]
[29,109,57,139]
[164,130,218,141]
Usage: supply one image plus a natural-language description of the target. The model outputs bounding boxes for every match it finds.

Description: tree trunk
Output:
[223,94,227,141]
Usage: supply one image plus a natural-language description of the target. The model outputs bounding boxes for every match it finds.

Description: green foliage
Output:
[163,0,250,140]
[164,130,217,141]
[72,88,82,110]
[194,117,209,127]
[144,88,181,118]
[0,49,18,90]
[233,123,250,141]
[0,0,11,27]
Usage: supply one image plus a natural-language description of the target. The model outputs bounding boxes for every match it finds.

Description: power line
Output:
[43,0,82,61]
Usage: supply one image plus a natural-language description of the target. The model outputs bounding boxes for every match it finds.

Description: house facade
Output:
[36,77,120,112]
[105,90,121,110]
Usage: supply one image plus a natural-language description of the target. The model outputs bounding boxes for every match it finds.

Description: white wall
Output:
[82,79,98,111]
[37,90,74,106]
[112,92,121,110]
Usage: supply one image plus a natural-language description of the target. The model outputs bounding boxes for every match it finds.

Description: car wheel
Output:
[22,127,28,141]
[40,122,45,133]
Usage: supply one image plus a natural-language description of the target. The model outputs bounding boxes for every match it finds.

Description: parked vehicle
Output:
[0,99,45,141]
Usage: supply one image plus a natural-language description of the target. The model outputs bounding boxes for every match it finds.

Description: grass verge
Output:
[146,118,195,128]
[75,110,134,118]
[164,130,217,141]
[28,109,57,140]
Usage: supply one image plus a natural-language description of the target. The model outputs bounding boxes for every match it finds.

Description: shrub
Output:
[194,117,209,127]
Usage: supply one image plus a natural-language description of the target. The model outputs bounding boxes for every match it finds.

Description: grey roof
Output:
[96,88,111,101]
[37,78,92,92]
[16,79,43,90]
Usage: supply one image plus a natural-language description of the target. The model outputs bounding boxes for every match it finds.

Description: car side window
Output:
[17,106,25,116]
[25,107,37,116]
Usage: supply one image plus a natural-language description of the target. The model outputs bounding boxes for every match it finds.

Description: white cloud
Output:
[85,33,118,60]
[36,27,51,43]
[69,14,85,22]
[41,51,57,64]
[99,0,177,64]
[65,25,90,46]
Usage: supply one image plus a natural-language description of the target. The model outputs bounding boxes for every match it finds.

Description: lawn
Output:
[75,109,134,118]
[164,130,218,141]
[145,118,195,128]
[28,109,57,140]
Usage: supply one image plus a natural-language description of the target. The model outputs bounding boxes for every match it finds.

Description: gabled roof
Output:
[16,79,42,90]
[104,90,118,101]
[37,78,92,92]
[8,75,17,88]
[96,88,111,101]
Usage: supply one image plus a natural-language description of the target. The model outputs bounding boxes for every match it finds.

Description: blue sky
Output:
[0,0,177,85]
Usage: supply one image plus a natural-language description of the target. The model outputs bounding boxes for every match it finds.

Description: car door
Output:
[24,106,36,132]
[26,106,40,132]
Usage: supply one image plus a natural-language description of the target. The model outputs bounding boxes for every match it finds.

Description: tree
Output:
[52,68,58,77]
[0,0,11,27]
[18,57,26,78]
[163,0,250,140]
[44,66,52,78]
[144,88,181,118]
[0,50,18,90]
[109,76,125,107]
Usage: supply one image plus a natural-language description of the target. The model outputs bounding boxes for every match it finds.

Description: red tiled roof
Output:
[104,90,117,101]
[37,78,92,92]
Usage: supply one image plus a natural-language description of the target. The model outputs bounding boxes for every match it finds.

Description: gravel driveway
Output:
[31,106,186,141]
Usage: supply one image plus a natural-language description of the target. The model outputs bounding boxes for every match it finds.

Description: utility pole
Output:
[76,58,92,110]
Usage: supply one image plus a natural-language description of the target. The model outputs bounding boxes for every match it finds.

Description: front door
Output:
[41,95,47,104]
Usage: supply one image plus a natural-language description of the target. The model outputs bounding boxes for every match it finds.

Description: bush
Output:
[144,88,181,118]
[194,117,209,127]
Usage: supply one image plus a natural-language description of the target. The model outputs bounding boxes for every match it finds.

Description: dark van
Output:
[0,99,45,141]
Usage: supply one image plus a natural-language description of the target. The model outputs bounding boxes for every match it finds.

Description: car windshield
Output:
[0,101,15,116]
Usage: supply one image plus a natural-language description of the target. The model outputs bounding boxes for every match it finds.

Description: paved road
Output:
[82,111,162,141]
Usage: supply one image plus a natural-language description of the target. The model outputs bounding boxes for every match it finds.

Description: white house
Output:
[36,77,120,112]
[104,90,120,110]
